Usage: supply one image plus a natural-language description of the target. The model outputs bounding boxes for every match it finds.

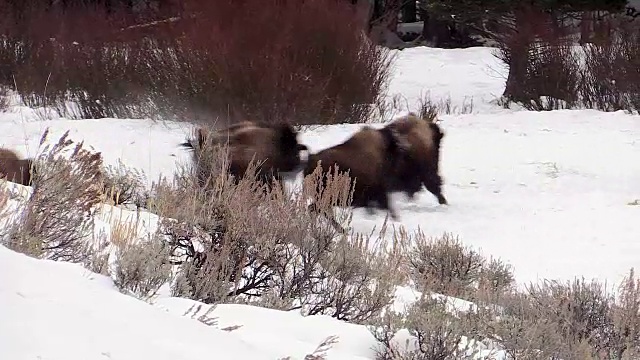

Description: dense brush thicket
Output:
[0,0,394,125]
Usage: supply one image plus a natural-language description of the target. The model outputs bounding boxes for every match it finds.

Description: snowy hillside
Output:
[1,45,639,359]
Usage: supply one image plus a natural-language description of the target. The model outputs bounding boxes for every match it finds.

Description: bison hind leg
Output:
[373,187,400,221]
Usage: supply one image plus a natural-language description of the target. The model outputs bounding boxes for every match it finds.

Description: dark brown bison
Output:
[0,148,35,186]
[180,121,308,191]
[302,125,409,230]
[384,112,448,205]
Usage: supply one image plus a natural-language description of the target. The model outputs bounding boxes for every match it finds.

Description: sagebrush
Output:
[4,129,104,263]
[144,143,405,323]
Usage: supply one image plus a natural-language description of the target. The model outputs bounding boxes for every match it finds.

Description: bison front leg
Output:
[422,172,448,205]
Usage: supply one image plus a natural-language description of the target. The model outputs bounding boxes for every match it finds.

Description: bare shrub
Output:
[101,159,148,207]
[0,0,395,124]
[580,17,640,113]
[416,94,439,121]
[478,257,516,297]
[370,295,485,360]
[610,268,640,358]
[477,273,640,358]
[112,236,172,300]
[407,231,516,306]
[495,6,581,110]
[494,4,638,112]
[150,143,404,323]
[408,232,485,298]
[83,246,111,276]
[478,290,572,359]
[528,279,615,354]
[285,227,407,323]
[4,129,104,262]
[301,162,356,233]
[0,1,156,119]
[160,0,394,125]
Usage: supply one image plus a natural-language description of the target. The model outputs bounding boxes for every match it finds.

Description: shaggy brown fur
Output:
[303,125,406,229]
[384,113,448,205]
[0,148,35,186]
[181,121,308,191]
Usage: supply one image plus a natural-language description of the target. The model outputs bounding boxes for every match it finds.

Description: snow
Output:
[0,245,297,360]
[385,46,507,114]
[155,297,380,360]
[1,44,639,359]
[295,109,640,288]
[0,116,193,188]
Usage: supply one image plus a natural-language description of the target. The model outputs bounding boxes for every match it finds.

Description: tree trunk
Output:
[402,0,417,23]
[579,11,592,44]
[383,0,402,32]
[502,6,533,102]
[419,8,455,47]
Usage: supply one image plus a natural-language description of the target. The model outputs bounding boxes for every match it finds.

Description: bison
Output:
[384,112,448,205]
[301,125,410,231]
[0,148,35,187]
[180,121,308,192]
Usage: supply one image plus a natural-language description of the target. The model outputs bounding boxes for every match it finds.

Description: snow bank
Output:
[0,245,277,360]
[155,297,380,360]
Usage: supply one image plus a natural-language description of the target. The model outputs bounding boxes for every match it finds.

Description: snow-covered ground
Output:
[1,45,639,359]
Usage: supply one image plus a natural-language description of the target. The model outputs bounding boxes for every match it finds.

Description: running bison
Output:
[0,148,35,186]
[384,112,448,205]
[180,121,308,191]
[302,113,448,232]
[302,124,409,230]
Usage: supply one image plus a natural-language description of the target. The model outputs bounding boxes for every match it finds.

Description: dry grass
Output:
[279,335,340,360]
[101,205,144,249]
[0,183,16,236]
[371,92,474,124]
